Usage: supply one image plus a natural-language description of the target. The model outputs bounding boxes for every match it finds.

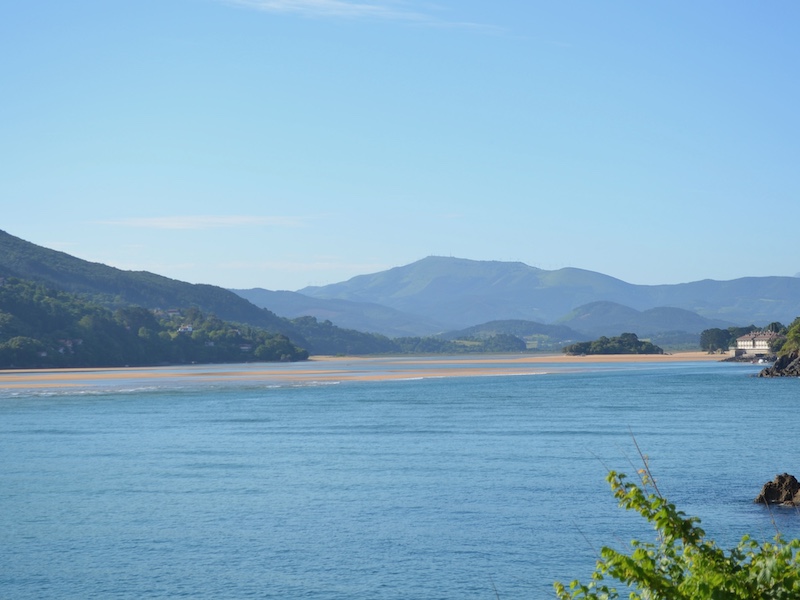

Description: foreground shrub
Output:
[555,470,800,599]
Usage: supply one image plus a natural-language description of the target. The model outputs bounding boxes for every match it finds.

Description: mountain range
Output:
[236,256,800,340]
[3,229,799,354]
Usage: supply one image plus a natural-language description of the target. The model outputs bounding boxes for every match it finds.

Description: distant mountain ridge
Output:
[297,256,800,330]
[4,229,797,352]
[555,301,733,338]
[231,288,445,337]
[299,257,637,329]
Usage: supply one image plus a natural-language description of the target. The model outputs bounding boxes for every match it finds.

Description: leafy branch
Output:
[555,470,800,599]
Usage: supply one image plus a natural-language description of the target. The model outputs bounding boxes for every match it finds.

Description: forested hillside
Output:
[0,278,308,368]
[0,275,537,369]
[0,229,294,334]
[0,230,404,355]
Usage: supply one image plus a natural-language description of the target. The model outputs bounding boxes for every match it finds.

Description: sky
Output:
[2,1,799,291]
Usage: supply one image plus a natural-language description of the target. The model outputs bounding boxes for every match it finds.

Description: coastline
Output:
[0,352,728,389]
[311,351,724,364]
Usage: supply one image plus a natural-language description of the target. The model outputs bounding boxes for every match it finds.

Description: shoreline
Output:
[311,351,725,364]
[0,352,731,389]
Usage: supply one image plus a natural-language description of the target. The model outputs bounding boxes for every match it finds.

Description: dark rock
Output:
[755,473,800,505]
[758,350,800,377]
[724,354,777,364]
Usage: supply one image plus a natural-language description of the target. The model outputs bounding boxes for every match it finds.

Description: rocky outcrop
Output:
[755,473,800,505]
[758,350,800,377]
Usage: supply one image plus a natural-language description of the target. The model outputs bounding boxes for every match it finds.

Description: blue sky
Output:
[3,1,798,290]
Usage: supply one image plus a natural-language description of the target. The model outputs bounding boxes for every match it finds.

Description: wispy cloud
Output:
[99,215,307,230]
[222,258,388,273]
[226,0,424,20]
[223,0,498,30]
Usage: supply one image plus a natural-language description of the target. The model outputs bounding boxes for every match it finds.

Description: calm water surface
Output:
[1,359,798,599]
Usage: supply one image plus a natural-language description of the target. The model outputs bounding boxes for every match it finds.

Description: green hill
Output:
[440,319,587,351]
[0,230,398,356]
[0,229,291,332]
[0,278,308,368]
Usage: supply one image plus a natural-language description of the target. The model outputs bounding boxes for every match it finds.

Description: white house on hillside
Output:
[734,331,780,357]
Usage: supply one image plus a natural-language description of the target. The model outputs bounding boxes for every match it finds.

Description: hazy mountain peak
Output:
[298,255,800,331]
[4,231,800,345]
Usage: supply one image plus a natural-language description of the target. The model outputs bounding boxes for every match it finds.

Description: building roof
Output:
[736,331,781,342]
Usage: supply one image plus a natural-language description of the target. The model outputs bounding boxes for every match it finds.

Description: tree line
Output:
[0,278,308,368]
[699,321,794,353]
[289,316,529,356]
[0,278,533,369]
[563,333,664,355]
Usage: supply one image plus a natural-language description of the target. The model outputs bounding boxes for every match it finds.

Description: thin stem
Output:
[630,428,662,499]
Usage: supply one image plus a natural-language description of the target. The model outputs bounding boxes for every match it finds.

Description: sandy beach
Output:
[311,351,723,365]
[0,352,728,389]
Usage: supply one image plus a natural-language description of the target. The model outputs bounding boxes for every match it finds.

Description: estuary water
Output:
[1,358,799,599]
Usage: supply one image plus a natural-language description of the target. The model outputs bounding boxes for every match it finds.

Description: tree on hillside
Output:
[0,336,44,365]
[563,333,663,355]
[481,333,527,352]
[766,321,787,334]
[781,317,800,354]
[699,328,733,352]
[727,325,759,340]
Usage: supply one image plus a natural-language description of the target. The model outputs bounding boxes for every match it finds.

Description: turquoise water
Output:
[1,360,798,599]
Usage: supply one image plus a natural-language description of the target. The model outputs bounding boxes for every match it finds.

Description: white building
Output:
[734,331,781,357]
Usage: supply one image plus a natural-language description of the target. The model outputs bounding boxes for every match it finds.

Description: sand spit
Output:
[0,352,726,390]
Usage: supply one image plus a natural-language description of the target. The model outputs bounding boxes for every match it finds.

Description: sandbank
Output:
[0,352,730,390]
[312,351,724,364]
